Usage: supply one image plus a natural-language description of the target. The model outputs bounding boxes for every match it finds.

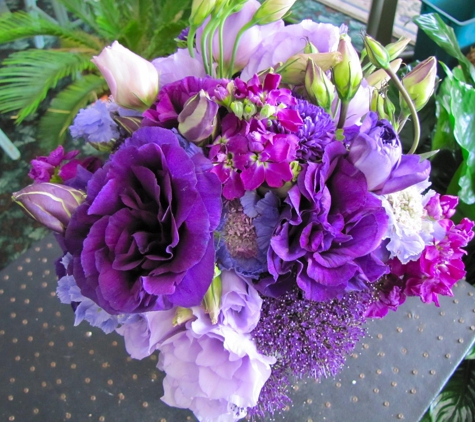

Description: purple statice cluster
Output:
[249,286,373,418]
[12,1,474,421]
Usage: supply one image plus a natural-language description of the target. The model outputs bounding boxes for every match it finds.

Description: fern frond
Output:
[0,50,97,122]
[38,74,108,150]
[0,11,104,50]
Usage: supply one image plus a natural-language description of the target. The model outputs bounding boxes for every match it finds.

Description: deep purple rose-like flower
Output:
[142,76,227,128]
[64,127,222,314]
[268,141,389,301]
[347,112,431,194]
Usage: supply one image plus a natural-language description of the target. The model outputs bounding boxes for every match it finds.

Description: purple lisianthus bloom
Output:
[142,76,227,128]
[268,141,389,301]
[69,99,119,144]
[347,112,431,194]
[64,127,222,314]
[241,19,340,81]
[158,306,275,422]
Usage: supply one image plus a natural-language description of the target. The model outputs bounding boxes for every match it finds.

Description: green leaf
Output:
[413,13,475,85]
[0,50,97,122]
[428,360,475,422]
[0,11,104,51]
[466,344,475,360]
[38,74,107,150]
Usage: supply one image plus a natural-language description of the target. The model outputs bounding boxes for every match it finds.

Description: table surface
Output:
[1,234,474,422]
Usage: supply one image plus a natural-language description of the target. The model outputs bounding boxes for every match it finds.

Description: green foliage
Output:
[0,50,96,123]
[413,13,475,85]
[0,11,104,50]
[0,0,191,150]
[415,13,475,222]
[38,75,108,150]
[427,360,475,422]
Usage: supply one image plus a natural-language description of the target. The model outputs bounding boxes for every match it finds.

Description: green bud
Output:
[260,103,276,119]
[370,90,396,123]
[304,58,335,113]
[243,99,257,119]
[386,37,411,60]
[173,307,194,326]
[278,51,342,85]
[252,0,296,25]
[332,34,362,102]
[202,266,222,324]
[304,40,319,54]
[400,56,437,114]
[190,0,217,27]
[363,35,390,69]
[366,59,402,89]
[230,101,244,119]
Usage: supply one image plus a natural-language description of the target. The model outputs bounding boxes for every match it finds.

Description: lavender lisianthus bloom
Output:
[196,0,283,74]
[347,112,431,194]
[241,19,340,81]
[152,48,207,89]
[70,100,120,144]
[158,306,275,422]
[268,141,389,301]
[64,127,222,314]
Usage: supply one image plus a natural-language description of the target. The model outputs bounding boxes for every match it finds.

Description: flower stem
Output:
[385,67,420,154]
[227,21,252,78]
[337,100,349,129]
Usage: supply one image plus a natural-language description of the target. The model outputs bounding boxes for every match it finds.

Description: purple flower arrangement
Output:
[12,1,474,420]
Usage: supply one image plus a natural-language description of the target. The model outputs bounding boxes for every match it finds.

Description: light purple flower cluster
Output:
[249,286,373,418]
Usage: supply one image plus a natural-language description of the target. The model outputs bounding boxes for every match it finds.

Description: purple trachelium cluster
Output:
[249,286,374,418]
[273,99,336,162]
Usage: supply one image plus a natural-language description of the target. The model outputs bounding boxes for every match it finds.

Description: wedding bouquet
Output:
[12,0,475,420]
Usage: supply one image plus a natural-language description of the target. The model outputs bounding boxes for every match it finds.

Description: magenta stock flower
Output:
[209,115,299,200]
[64,127,222,314]
[29,146,80,183]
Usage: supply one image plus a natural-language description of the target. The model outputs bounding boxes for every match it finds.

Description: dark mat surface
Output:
[1,234,474,422]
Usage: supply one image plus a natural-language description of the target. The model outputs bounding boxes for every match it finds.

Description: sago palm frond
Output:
[0,50,98,123]
[38,74,108,150]
[0,11,104,50]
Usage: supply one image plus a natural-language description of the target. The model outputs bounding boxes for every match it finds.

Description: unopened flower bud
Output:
[12,183,85,233]
[252,0,296,25]
[173,307,194,326]
[304,41,319,54]
[231,101,244,119]
[364,35,390,69]
[386,37,411,60]
[92,42,159,110]
[178,90,219,144]
[370,90,396,123]
[279,51,342,85]
[202,266,222,324]
[190,0,217,27]
[243,100,257,119]
[366,59,402,89]
[401,56,437,114]
[305,58,335,113]
[333,34,362,102]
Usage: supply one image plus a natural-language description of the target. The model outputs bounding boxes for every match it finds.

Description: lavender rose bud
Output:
[12,183,85,233]
[92,41,159,110]
[64,127,222,315]
[348,112,401,191]
[177,89,219,144]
